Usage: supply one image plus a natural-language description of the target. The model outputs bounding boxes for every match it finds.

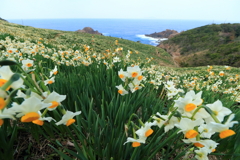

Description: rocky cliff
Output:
[76,27,102,35]
[145,29,179,38]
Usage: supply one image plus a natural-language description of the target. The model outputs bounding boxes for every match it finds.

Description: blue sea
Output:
[8,19,232,46]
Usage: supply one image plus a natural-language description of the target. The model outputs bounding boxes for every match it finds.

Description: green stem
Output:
[127,113,139,126]
[58,105,66,115]
[16,64,42,94]
[42,108,48,117]
[1,73,20,90]
[191,105,204,120]
[204,106,220,123]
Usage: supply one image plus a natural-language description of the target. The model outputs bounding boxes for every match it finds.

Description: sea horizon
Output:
[7,18,238,46]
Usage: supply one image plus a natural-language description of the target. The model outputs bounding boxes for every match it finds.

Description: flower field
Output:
[0,20,239,160]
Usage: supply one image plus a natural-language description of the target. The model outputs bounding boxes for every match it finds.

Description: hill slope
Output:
[0,20,175,67]
[158,23,240,67]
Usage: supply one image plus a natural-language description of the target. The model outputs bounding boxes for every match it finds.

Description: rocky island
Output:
[76,27,103,35]
[145,29,179,39]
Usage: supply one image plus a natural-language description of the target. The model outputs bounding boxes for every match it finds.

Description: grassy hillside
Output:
[159,23,240,67]
[0,20,174,67]
[0,20,239,160]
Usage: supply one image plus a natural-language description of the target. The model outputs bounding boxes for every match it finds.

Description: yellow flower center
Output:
[26,63,33,67]
[118,90,123,95]
[132,142,141,147]
[49,101,59,109]
[212,149,216,152]
[219,73,224,76]
[0,79,7,87]
[53,71,58,75]
[66,119,75,126]
[213,111,218,116]
[48,80,54,84]
[8,50,13,53]
[0,79,10,90]
[0,119,4,126]
[21,112,40,122]
[119,74,124,79]
[194,142,204,147]
[132,72,138,78]
[0,98,6,109]
[185,130,198,139]
[203,128,209,133]
[32,119,44,126]
[219,129,236,139]
[145,129,154,137]
[138,75,143,81]
[184,103,197,112]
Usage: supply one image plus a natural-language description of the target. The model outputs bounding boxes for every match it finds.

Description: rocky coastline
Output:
[145,29,179,39]
[76,27,103,35]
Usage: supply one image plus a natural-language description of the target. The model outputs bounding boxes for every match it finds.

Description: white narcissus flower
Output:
[195,147,210,160]
[49,66,58,77]
[44,76,55,85]
[43,91,66,111]
[116,84,128,95]
[32,111,56,126]
[16,90,43,100]
[205,100,232,123]
[163,115,179,133]
[0,108,16,126]
[209,114,238,139]
[183,138,218,153]
[0,66,24,89]
[113,56,121,63]
[22,59,34,70]
[200,140,219,153]
[152,112,167,128]
[152,112,179,133]
[123,137,146,147]
[118,69,128,82]
[0,108,16,120]
[175,118,204,139]
[174,90,203,117]
[10,96,51,123]
[198,123,215,138]
[56,110,81,126]
[219,71,224,76]
[128,79,142,93]
[135,121,156,138]
[126,66,142,79]
[164,81,175,89]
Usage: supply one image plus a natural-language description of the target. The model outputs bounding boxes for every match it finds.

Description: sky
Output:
[0,0,239,22]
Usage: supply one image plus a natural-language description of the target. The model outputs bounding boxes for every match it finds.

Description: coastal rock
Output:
[76,27,102,35]
[145,29,179,39]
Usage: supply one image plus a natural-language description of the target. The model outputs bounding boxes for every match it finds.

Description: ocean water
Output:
[8,19,225,46]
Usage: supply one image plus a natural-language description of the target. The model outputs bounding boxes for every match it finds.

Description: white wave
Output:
[136,34,168,46]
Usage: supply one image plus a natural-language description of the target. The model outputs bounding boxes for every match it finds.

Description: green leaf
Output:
[0,60,18,66]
